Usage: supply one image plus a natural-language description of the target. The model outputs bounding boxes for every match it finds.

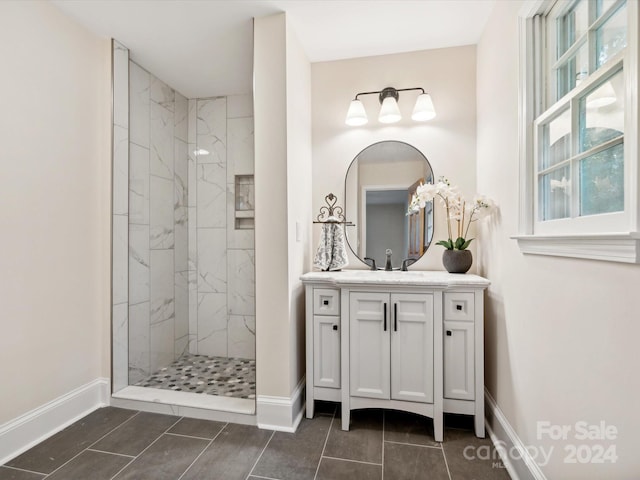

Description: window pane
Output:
[579,142,624,216]
[597,3,627,67]
[597,0,617,17]
[558,0,588,57]
[540,167,571,221]
[542,108,571,170]
[556,42,589,99]
[579,70,624,152]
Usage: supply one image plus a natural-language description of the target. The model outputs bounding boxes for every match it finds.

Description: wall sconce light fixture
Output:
[345,87,436,126]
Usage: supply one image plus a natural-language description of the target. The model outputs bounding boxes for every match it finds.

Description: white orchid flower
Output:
[407,177,496,249]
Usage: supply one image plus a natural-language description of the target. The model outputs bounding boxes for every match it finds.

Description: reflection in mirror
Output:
[345,141,434,269]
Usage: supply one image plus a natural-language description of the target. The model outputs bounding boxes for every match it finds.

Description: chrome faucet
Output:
[385,249,393,271]
[364,257,377,271]
[401,258,417,271]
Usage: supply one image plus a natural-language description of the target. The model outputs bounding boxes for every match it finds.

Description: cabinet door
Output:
[443,321,475,400]
[390,293,434,403]
[350,292,390,399]
[313,315,340,388]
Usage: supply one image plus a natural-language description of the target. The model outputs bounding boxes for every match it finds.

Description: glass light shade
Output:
[586,81,617,108]
[412,93,436,121]
[378,97,402,123]
[345,99,368,126]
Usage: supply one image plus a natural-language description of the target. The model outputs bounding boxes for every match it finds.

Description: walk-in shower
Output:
[110,40,256,416]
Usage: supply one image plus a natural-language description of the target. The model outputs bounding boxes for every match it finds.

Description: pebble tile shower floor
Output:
[135,354,256,399]
[1,404,512,480]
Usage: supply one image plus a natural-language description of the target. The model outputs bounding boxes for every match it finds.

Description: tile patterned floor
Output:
[135,354,256,399]
[0,403,512,480]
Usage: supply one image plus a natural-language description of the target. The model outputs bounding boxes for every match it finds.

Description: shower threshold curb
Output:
[112,386,256,415]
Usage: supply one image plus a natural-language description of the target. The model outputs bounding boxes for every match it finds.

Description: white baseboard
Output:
[0,377,110,465]
[256,377,305,432]
[485,388,547,480]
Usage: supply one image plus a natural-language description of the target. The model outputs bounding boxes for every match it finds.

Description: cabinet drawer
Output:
[444,292,475,321]
[314,288,340,316]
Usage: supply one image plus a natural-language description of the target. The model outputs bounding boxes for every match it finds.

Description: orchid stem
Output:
[464,210,476,239]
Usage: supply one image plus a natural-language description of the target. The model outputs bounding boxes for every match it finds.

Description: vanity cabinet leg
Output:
[306,384,314,419]
[341,404,350,431]
[474,412,485,438]
[434,413,443,442]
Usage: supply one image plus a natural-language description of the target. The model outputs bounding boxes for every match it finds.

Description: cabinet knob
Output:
[323,300,329,306]
[456,304,463,311]
[332,325,338,331]
[446,330,452,336]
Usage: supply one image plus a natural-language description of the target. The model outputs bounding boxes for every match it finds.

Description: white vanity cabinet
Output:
[443,292,476,401]
[302,271,490,442]
[350,292,434,404]
[305,287,342,405]
[312,288,341,390]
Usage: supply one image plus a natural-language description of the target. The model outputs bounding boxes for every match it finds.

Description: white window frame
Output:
[514,0,640,263]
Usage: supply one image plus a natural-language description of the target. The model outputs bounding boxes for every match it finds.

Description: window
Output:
[516,0,639,262]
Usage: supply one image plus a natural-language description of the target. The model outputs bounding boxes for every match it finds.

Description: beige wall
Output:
[285,20,313,390]
[0,1,110,423]
[477,1,640,477]
[254,13,291,398]
[254,13,312,398]
[311,46,478,271]
[358,158,426,187]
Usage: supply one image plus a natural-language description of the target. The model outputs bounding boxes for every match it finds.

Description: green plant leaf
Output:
[454,237,466,249]
[436,239,454,250]
[460,238,474,250]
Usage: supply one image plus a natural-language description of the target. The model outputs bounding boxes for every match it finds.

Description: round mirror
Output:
[344,141,434,269]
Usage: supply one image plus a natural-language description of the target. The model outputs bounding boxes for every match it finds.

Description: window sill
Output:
[512,233,640,263]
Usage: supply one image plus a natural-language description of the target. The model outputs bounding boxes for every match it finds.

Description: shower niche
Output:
[234,175,255,230]
[110,40,256,416]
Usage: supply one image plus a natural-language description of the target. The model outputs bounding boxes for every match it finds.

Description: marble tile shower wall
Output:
[187,95,255,361]
[124,57,255,385]
[128,60,190,384]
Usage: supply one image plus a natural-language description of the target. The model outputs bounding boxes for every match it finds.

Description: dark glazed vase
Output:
[442,249,472,274]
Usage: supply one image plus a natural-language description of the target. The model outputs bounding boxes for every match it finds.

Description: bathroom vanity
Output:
[301,270,490,442]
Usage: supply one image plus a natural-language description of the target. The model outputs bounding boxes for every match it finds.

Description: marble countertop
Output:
[300,270,490,288]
